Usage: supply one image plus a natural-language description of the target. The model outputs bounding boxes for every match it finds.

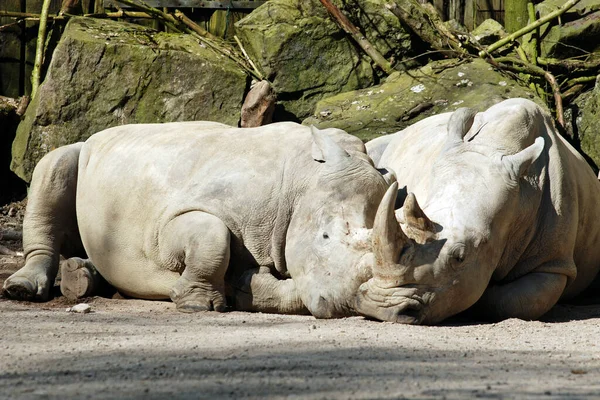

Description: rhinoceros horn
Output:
[404,192,435,233]
[372,182,409,278]
[448,107,478,142]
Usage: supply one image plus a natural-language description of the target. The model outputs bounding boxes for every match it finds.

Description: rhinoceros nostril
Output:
[394,304,422,324]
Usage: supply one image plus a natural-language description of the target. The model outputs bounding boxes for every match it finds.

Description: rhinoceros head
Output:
[356,100,546,324]
[285,126,402,318]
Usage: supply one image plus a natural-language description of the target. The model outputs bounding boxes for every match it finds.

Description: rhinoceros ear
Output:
[448,107,478,142]
[310,125,350,163]
[502,137,545,179]
[377,167,397,186]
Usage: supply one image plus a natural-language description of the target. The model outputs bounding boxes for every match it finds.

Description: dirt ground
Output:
[1,201,600,400]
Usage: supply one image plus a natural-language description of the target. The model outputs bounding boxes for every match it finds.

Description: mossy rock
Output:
[11,17,247,182]
[522,0,600,59]
[235,0,413,121]
[304,58,544,142]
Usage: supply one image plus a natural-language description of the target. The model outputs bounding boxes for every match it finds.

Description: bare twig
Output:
[479,0,581,57]
[234,35,263,80]
[16,96,30,116]
[319,0,394,74]
[562,84,585,102]
[538,57,600,72]
[0,11,44,18]
[544,71,564,128]
[173,10,218,40]
[84,11,154,18]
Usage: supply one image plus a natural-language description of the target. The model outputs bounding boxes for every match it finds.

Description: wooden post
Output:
[449,0,465,25]
[505,0,529,33]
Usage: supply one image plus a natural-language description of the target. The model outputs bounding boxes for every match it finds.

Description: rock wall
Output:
[11,17,247,182]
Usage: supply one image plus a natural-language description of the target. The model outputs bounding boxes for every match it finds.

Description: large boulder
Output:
[523,0,600,59]
[304,58,543,141]
[11,17,247,182]
[235,0,414,121]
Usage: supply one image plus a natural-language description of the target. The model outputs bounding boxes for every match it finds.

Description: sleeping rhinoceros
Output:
[359,98,600,324]
[2,121,407,320]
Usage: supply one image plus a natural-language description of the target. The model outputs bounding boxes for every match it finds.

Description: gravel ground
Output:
[2,201,600,400]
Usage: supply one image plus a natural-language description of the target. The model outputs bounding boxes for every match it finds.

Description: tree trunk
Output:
[505,0,529,33]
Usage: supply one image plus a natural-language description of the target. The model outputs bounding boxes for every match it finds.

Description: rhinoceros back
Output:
[75,122,320,298]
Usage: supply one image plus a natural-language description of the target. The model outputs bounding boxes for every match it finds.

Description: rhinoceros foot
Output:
[60,257,111,300]
[2,276,37,301]
[2,271,51,302]
[170,278,226,313]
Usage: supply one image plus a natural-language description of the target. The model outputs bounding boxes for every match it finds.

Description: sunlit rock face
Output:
[11,17,247,182]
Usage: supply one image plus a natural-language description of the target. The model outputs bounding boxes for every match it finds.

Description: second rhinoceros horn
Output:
[371,182,408,279]
[404,192,435,233]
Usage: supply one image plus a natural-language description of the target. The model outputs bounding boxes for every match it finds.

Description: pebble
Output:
[67,304,92,313]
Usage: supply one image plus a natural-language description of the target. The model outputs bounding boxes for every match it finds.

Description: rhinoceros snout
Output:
[355,279,425,324]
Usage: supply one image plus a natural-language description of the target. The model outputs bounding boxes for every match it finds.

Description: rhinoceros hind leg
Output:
[2,143,84,302]
[60,257,113,300]
[472,271,569,321]
[161,211,230,313]
[234,267,309,314]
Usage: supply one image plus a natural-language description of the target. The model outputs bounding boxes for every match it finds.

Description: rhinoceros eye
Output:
[447,244,466,267]
[322,232,329,239]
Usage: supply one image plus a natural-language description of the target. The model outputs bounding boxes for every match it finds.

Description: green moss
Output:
[304,59,543,142]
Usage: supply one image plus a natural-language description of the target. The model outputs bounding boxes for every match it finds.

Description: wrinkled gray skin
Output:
[362,98,600,324]
[3,121,399,319]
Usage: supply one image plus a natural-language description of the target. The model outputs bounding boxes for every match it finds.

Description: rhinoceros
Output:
[3,121,406,320]
[359,98,600,324]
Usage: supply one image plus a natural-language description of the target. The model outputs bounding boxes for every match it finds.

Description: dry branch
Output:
[0,230,23,241]
[386,2,466,56]
[319,0,394,74]
[479,0,581,57]
[491,56,565,127]
[234,35,263,80]
[538,57,600,72]
[173,9,218,40]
